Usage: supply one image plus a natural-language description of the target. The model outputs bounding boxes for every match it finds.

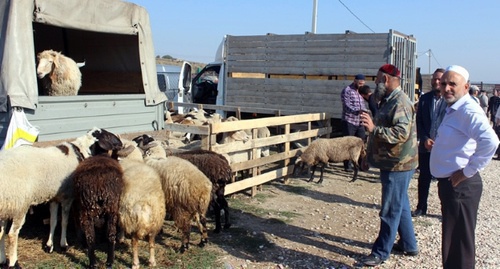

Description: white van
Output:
[157,62,192,114]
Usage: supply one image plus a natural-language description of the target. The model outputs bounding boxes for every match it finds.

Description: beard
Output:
[373,82,387,102]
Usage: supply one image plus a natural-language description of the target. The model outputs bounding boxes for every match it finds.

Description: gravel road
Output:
[359,157,500,269]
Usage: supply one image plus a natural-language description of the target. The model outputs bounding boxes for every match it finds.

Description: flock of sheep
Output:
[0,125,368,268]
[0,127,235,269]
[0,50,371,268]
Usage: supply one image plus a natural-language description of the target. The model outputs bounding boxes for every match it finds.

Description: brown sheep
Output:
[293,136,369,183]
[72,147,124,268]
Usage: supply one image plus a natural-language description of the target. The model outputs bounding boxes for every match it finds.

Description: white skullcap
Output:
[446,65,469,82]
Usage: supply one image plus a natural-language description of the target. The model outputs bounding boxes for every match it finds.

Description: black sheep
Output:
[72,153,124,269]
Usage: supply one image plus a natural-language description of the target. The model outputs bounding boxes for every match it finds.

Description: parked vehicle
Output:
[0,0,169,146]
[189,30,417,119]
[157,63,192,114]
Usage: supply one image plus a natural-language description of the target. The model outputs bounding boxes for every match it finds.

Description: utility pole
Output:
[311,0,318,33]
[428,49,431,74]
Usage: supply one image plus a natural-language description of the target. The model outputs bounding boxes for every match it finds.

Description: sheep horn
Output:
[117,145,136,158]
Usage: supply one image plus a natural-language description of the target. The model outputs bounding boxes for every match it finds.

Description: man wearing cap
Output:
[478,88,489,114]
[430,65,498,269]
[469,85,480,103]
[359,64,418,266]
[340,74,367,172]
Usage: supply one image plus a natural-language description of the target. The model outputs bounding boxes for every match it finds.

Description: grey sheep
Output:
[293,136,369,183]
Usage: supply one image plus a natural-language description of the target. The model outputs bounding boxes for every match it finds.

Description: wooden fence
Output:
[163,102,331,196]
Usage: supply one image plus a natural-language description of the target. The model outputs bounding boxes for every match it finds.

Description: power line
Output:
[431,52,442,68]
[338,0,375,33]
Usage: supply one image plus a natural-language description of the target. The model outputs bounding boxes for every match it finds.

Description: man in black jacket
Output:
[412,68,446,217]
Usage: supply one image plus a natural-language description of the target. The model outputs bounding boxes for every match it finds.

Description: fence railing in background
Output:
[164,102,331,196]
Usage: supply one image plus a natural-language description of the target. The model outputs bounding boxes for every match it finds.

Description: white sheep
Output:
[36,50,82,96]
[218,119,271,180]
[143,141,212,253]
[0,127,121,268]
[133,134,232,233]
[293,136,369,183]
[117,140,166,269]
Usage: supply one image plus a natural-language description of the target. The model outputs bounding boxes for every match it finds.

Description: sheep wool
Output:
[72,155,124,269]
[0,127,122,268]
[294,136,368,183]
[36,49,82,96]
[171,149,233,233]
[117,139,166,269]
[145,155,212,253]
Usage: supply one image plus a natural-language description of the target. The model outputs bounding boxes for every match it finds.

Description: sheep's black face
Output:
[90,128,123,156]
[132,134,155,147]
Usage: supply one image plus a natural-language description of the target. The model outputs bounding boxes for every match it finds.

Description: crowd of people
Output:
[340,64,500,268]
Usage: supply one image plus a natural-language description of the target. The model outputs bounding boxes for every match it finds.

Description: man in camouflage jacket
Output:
[359,64,419,266]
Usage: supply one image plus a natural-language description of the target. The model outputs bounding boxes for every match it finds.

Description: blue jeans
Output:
[371,170,418,260]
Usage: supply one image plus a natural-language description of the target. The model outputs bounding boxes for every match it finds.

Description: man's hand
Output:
[360,111,374,132]
[424,138,434,151]
[449,169,467,187]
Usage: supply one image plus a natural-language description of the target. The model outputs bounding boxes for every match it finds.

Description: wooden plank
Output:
[226,50,388,63]
[212,127,330,154]
[227,45,388,58]
[226,66,384,76]
[211,113,329,133]
[228,58,384,69]
[163,123,210,135]
[224,164,294,195]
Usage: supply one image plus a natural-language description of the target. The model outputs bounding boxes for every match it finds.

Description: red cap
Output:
[379,64,401,77]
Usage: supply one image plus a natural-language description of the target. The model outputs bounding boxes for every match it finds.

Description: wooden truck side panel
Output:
[222,30,417,118]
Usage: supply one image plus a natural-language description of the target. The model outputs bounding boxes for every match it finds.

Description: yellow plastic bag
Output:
[1,107,39,150]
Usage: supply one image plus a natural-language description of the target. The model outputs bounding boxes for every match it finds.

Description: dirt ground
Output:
[210,164,422,269]
[27,130,434,269]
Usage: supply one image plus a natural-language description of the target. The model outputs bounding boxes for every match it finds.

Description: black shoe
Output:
[362,254,384,266]
[411,209,426,217]
[392,243,419,256]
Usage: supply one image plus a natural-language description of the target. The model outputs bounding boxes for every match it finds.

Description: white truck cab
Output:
[158,62,192,114]
[188,38,225,115]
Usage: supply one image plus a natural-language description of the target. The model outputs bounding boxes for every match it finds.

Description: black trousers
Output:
[416,150,432,212]
[438,173,482,269]
[341,120,366,169]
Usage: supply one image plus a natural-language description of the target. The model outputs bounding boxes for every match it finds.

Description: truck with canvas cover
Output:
[191,30,417,119]
[0,0,182,147]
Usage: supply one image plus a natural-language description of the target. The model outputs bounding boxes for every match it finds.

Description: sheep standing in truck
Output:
[36,50,82,96]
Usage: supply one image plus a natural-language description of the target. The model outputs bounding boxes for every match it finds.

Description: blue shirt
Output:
[430,94,499,178]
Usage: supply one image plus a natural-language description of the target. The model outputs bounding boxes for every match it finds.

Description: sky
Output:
[128,0,500,84]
